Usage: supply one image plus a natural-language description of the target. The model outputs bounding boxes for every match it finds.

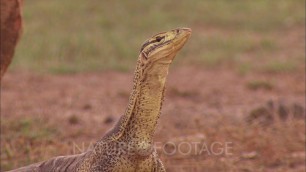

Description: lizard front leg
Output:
[134,150,166,172]
[152,150,166,172]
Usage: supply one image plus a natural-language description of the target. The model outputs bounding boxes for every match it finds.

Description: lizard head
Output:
[140,28,191,64]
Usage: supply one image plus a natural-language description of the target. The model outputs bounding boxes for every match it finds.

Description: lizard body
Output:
[9,28,191,172]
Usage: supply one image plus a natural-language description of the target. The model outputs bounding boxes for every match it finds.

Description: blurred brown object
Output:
[0,0,23,80]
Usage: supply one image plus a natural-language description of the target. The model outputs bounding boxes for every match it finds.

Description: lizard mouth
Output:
[153,28,192,63]
[172,28,192,53]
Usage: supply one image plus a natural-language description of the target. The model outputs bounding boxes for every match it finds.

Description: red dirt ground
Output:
[1,66,305,171]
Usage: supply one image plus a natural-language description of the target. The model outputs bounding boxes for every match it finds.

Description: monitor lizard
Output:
[9,28,192,172]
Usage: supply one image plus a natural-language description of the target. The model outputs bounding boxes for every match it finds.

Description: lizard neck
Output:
[119,57,170,155]
[123,61,169,142]
[102,60,143,141]
[104,51,173,148]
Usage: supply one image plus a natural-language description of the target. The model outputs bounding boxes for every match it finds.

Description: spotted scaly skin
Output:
[76,28,191,172]
[8,28,191,172]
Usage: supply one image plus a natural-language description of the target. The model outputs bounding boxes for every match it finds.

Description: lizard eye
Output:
[155,36,164,42]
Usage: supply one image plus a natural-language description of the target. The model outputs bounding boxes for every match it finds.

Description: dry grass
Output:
[163,117,305,172]
[1,67,304,171]
[1,112,304,171]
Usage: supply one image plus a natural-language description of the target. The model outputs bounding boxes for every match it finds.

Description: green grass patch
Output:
[2,117,57,142]
[262,61,297,73]
[10,0,304,73]
[237,63,253,75]
[1,117,59,170]
[247,80,274,90]
[185,35,279,68]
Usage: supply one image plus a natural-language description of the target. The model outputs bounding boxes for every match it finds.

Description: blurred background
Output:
[1,0,305,171]
[11,0,305,73]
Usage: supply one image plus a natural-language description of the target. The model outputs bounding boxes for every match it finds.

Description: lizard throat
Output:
[122,61,169,143]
